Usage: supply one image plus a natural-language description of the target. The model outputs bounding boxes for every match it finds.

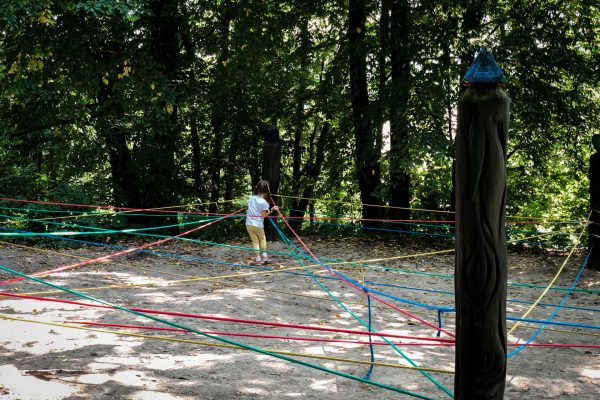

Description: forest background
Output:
[0,0,598,241]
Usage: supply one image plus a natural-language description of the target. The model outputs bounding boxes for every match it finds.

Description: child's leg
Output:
[246,225,262,261]
[257,228,269,260]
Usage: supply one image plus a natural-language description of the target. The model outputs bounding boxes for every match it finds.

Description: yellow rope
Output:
[11,233,561,297]
[0,241,200,280]
[507,215,590,336]
[20,266,308,296]
[6,223,591,339]
[276,194,584,223]
[277,194,453,214]
[0,315,454,375]
[4,237,595,341]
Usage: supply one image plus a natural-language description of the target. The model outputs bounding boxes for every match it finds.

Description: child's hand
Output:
[271,206,279,213]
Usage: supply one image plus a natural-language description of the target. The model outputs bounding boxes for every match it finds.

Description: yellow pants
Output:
[246,225,267,255]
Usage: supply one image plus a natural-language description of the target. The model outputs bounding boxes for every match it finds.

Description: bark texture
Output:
[454,86,509,399]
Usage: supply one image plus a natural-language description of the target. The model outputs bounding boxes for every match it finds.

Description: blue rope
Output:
[363,294,375,380]
[506,316,599,330]
[274,238,600,330]
[270,220,454,398]
[267,226,454,312]
[0,227,270,272]
[0,212,218,236]
[271,222,378,380]
[0,262,434,399]
[3,225,598,331]
[367,281,600,313]
[508,248,593,357]
[283,209,582,248]
[302,220,455,238]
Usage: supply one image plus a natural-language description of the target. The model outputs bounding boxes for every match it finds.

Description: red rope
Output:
[268,198,456,337]
[65,321,456,346]
[0,292,453,342]
[1,197,574,225]
[64,321,600,349]
[0,207,244,286]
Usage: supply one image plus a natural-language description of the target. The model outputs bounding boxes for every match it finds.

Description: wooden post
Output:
[454,78,510,397]
[262,128,281,241]
[588,135,600,270]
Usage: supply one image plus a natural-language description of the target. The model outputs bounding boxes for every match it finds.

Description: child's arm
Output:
[260,206,278,217]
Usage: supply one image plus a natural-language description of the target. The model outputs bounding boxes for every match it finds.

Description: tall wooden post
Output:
[262,128,281,241]
[455,50,509,399]
[589,135,600,270]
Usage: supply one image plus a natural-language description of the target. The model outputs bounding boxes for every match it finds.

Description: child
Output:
[246,179,278,264]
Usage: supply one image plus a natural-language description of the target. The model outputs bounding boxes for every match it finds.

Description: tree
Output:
[348,0,383,225]
[388,0,412,221]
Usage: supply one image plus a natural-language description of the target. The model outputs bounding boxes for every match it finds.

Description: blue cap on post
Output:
[462,48,507,86]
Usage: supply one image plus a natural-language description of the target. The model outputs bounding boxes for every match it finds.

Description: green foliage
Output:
[0,0,598,241]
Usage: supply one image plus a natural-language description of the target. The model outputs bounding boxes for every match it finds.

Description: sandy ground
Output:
[0,235,599,400]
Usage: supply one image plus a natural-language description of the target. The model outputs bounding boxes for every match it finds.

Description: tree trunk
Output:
[209,132,223,214]
[208,12,231,214]
[388,0,411,222]
[97,72,141,213]
[455,86,509,399]
[458,2,486,80]
[144,0,180,212]
[292,41,308,188]
[451,0,486,221]
[224,137,238,202]
[190,107,204,198]
[375,0,390,221]
[589,149,600,270]
[349,0,382,226]
[289,122,331,229]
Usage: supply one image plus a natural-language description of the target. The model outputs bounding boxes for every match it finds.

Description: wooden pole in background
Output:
[588,135,600,270]
[262,128,282,241]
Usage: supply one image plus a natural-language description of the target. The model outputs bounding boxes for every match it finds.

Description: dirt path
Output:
[1,236,598,399]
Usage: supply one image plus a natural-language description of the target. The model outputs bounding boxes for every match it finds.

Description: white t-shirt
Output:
[246,195,270,228]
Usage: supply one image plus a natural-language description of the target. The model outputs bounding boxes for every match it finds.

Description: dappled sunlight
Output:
[508,376,582,397]
[137,353,235,371]
[580,368,600,379]
[0,316,134,355]
[1,235,597,399]
[93,356,143,367]
[230,288,266,299]
[0,298,82,313]
[0,364,77,399]
[128,391,191,400]
[188,294,225,302]
[74,370,158,389]
[133,290,177,302]
[254,356,296,372]
[309,378,338,391]
[239,386,270,395]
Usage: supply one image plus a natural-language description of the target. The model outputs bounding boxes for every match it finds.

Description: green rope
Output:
[0,263,434,399]
[272,222,454,398]
[0,213,218,236]
[0,206,206,218]
[4,214,596,295]
[0,213,295,258]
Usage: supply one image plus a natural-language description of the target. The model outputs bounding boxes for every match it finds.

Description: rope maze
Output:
[0,196,598,399]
